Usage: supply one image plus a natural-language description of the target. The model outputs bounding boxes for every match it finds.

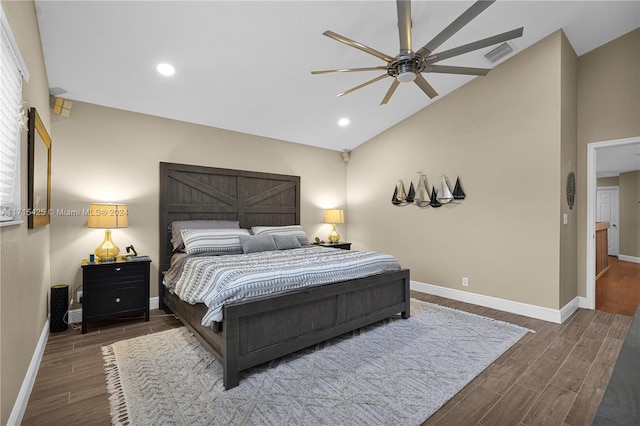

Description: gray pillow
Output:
[273,234,302,250]
[238,234,277,254]
[251,225,311,246]
[171,220,240,251]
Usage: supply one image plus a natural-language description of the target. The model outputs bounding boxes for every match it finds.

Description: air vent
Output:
[484,42,514,64]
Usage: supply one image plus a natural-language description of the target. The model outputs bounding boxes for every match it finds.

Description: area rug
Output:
[102,299,530,425]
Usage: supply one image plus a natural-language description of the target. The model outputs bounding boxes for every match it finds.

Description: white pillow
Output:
[181,228,250,255]
[251,225,310,246]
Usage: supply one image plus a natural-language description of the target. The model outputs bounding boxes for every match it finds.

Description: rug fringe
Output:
[102,345,130,426]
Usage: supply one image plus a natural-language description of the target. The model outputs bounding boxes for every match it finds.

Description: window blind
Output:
[0,8,27,223]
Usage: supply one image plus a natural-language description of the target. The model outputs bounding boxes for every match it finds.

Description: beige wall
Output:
[559,33,578,307]
[619,171,640,257]
[348,31,567,310]
[49,102,347,301]
[597,177,619,187]
[576,29,640,296]
[0,1,52,423]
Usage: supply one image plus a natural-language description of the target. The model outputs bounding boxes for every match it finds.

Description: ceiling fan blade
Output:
[381,80,400,105]
[429,27,524,62]
[311,66,388,75]
[323,30,395,63]
[427,64,490,76]
[337,74,389,97]
[416,0,495,57]
[414,74,438,99]
[397,0,412,54]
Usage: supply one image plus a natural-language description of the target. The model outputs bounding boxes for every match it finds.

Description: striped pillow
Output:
[170,220,240,252]
[251,225,310,246]
[171,220,240,251]
[181,228,250,255]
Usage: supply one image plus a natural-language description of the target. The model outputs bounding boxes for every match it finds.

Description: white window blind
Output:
[0,7,28,224]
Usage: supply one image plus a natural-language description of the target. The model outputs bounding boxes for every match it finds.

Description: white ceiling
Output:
[35,0,639,154]
[597,143,640,178]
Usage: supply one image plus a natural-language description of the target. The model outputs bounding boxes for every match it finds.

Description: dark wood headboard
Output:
[159,162,301,272]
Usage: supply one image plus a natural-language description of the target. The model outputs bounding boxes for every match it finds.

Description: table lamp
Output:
[324,209,344,243]
[87,203,128,261]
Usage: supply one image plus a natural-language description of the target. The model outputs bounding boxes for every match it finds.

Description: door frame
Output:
[586,136,640,309]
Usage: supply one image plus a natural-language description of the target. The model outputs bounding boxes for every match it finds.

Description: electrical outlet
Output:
[77,290,83,303]
[462,277,469,287]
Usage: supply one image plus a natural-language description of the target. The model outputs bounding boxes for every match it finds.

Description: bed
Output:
[159,162,411,389]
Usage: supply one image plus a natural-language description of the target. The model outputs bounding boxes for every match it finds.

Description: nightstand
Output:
[80,257,150,333]
[314,242,352,250]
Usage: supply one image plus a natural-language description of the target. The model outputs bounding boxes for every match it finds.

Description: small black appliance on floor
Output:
[50,284,68,332]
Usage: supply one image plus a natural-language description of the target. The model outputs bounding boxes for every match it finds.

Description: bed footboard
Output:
[161,269,410,389]
[222,269,410,389]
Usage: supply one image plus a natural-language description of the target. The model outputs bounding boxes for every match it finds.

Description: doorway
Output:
[596,186,619,256]
[586,136,640,312]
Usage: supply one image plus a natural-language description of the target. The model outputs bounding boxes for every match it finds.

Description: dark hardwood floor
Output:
[22,293,633,425]
[596,256,640,317]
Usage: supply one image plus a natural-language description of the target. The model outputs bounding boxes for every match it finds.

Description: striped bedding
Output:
[164,246,401,326]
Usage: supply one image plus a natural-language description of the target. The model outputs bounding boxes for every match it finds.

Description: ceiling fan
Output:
[312,0,524,105]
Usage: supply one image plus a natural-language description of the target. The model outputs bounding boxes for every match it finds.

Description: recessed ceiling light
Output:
[338,118,350,127]
[156,63,175,76]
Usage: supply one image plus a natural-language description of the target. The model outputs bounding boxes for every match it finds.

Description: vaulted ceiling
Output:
[36,1,639,153]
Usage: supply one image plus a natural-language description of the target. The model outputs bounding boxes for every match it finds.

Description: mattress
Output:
[164,246,401,325]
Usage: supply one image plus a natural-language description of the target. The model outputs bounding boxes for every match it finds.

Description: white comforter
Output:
[164,246,401,326]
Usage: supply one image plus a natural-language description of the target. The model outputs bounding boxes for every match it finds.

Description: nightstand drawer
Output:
[84,263,147,287]
[85,285,146,317]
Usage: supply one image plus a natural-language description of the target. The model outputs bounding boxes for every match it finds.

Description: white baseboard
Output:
[67,297,161,324]
[577,295,593,310]
[411,281,587,324]
[9,315,50,426]
[619,254,640,264]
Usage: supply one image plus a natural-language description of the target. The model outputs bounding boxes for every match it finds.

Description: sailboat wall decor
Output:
[406,182,415,203]
[391,180,408,205]
[414,174,430,207]
[452,176,466,199]
[391,186,400,205]
[391,174,467,208]
[430,186,442,208]
[436,175,453,204]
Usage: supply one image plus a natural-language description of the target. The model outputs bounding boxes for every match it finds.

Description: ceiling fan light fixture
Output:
[397,70,417,83]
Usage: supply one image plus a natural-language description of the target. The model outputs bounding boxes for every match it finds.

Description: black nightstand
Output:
[80,257,150,333]
[314,242,352,250]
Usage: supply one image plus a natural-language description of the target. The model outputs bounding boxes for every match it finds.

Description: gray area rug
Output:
[102,299,530,425]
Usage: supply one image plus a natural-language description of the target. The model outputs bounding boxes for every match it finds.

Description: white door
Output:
[596,187,619,256]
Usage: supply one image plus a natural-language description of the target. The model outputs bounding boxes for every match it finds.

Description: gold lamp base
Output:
[328,223,341,243]
[95,229,120,261]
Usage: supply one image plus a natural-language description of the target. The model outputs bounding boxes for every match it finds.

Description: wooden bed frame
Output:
[159,162,410,389]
